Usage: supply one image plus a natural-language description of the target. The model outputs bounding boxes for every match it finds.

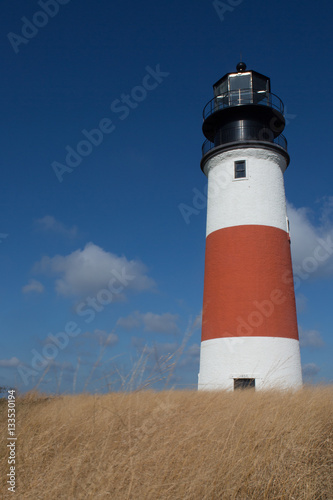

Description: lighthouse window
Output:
[234,160,246,179]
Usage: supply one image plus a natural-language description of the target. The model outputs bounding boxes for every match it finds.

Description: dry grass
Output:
[1,387,332,499]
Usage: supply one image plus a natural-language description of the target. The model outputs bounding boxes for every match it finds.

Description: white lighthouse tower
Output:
[198,62,302,391]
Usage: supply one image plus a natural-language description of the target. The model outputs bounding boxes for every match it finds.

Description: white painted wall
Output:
[198,337,303,391]
[203,147,289,237]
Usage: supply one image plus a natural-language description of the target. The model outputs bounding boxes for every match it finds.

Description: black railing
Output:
[202,128,288,156]
[203,89,284,121]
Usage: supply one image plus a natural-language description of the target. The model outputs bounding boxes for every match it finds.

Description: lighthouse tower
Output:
[198,62,302,391]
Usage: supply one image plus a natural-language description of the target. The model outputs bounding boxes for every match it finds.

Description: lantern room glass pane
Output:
[252,73,269,104]
[229,74,251,91]
[252,74,268,91]
[214,78,228,97]
[229,74,251,105]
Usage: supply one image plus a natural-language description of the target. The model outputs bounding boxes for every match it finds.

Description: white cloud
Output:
[117,312,142,330]
[35,215,78,238]
[299,326,325,348]
[178,343,201,368]
[90,329,118,347]
[302,363,320,378]
[186,343,200,357]
[22,279,44,294]
[33,242,155,297]
[295,294,308,313]
[131,337,179,356]
[142,313,179,334]
[48,360,75,372]
[287,200,333,279]
[118,311,179,334]
[0,357,20,367]
[318,196,333,227]
[192,312,202,330]
[149,342,179,355]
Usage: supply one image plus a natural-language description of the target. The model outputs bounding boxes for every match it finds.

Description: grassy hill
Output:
[1,387,332,499]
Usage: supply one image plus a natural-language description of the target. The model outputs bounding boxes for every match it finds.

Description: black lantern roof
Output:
[212,62,271,98]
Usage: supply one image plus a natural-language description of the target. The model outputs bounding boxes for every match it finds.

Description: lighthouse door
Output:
[234,378,255,390]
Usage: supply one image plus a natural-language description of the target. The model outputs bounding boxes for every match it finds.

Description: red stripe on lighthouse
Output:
[201,225,298,342]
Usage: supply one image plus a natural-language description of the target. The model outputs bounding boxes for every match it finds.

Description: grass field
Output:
[1,387,332,499]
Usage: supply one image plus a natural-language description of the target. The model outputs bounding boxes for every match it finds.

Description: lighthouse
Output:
[198,62,303,390]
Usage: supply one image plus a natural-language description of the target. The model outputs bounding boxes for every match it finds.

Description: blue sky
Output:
[0,0,332,393]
